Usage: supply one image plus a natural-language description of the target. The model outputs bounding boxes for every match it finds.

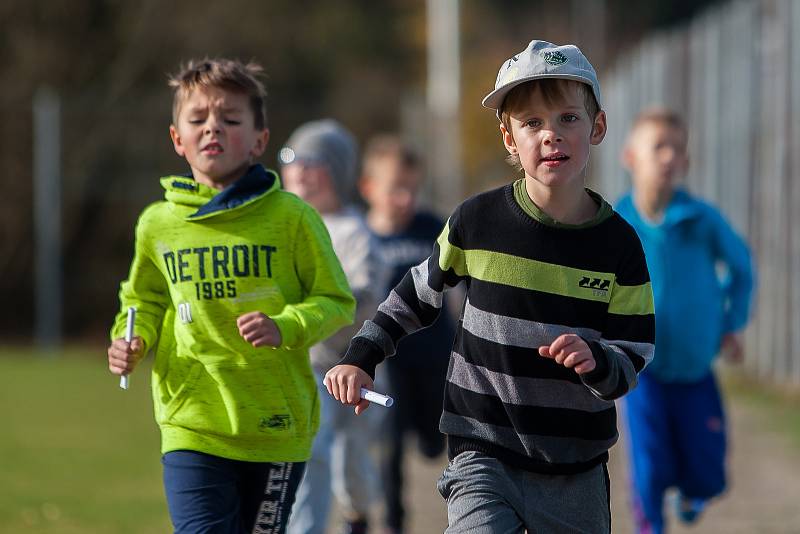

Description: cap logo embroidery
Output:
[541,50,568,66]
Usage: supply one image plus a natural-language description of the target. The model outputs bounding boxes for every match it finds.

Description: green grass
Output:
[0,346,170,533]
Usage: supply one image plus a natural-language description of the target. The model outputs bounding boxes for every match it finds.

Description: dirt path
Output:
[369,392,800,533]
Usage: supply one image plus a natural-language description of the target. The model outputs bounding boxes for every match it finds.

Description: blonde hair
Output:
[499,79,600,171]
[168,58,268,129]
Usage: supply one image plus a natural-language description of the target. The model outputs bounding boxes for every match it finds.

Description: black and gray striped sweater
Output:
[340,180,655,475]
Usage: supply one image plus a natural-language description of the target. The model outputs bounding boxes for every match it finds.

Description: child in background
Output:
[106,59,355,534]
[616,107,755,534]
[325,40,656,533]
[280,119,386,534]
[358,135,455,534]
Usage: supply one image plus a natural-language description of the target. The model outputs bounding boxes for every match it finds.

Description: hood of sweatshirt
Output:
[161,164,281,220]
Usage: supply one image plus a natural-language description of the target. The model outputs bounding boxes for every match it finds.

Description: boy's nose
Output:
[542,129,564,144]
[204,115,222,134]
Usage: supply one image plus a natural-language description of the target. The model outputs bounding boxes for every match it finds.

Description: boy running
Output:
[107,58,355,534]
[280,119,385,534]
[617,108,754,534]
[325,40,656,533]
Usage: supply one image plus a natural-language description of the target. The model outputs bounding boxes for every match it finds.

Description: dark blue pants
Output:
[624,371,727,533]
[162,450,305,534]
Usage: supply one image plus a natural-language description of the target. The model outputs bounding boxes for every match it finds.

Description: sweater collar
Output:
[161,164,279,219]
[513,178,613,229]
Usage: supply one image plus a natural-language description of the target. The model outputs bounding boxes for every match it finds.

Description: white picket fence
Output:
[589,0,800,386]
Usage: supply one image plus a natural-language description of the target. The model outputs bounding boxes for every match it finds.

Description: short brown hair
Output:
[499,79,600,170]
[168,58,268,130]
[362,134,422,179]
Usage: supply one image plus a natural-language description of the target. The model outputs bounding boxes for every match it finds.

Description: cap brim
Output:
[481,73,600,112]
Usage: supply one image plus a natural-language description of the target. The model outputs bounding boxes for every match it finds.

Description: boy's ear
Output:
[250,129,270,158]
[590,111,607,145]
[500,123,518,155]
[169,125,185,157]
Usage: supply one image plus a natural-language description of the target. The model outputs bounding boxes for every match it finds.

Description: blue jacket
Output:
[616,189,754,383]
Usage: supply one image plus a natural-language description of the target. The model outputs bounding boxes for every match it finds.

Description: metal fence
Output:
[590,0,800,386]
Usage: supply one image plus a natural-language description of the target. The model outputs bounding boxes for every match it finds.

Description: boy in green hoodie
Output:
[106,58,355,534]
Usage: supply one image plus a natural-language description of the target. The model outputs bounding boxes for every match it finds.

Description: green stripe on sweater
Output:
[608,282,654,315]
[436,221,652,313]
[438,236,608,305]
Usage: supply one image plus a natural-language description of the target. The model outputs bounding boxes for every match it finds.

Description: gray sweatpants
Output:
[436,451,610,534]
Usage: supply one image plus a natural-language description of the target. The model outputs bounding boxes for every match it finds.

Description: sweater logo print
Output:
[579,276,610,297]
[177,302,193,323]
[162,243,278,301]
[259,414,292,431]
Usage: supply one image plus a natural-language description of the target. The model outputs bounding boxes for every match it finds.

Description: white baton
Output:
[120,306,136,390]
[360,387,394,407]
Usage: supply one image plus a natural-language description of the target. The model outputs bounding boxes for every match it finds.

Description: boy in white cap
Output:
[280,119,386,534]
[324,40,656,533]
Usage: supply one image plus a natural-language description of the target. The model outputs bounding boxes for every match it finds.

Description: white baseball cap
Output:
[482,39,602,117]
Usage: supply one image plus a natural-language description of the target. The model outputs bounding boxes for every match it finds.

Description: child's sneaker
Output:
[671,492,705,524]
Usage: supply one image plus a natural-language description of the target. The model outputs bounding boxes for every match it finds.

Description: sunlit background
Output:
[2,0,731,347]
[2,1,800,533]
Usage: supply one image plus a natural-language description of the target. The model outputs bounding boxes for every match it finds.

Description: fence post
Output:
[789,0,800,385]
[426,0,462,213]
[33,87,62,354]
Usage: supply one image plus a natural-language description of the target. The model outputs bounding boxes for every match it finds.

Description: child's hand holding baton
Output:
[108,306,143,390]
[324,364,394,414]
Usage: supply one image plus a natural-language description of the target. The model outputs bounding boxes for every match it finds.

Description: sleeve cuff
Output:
[336,337,385,379]
[110,321,155,353]
[581,339,610,384]
[271,314,300,349]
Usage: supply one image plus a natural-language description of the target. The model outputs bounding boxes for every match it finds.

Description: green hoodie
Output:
[110,165,355,462]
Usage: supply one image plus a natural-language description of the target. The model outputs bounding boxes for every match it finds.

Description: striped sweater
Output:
[340,180,655,474]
